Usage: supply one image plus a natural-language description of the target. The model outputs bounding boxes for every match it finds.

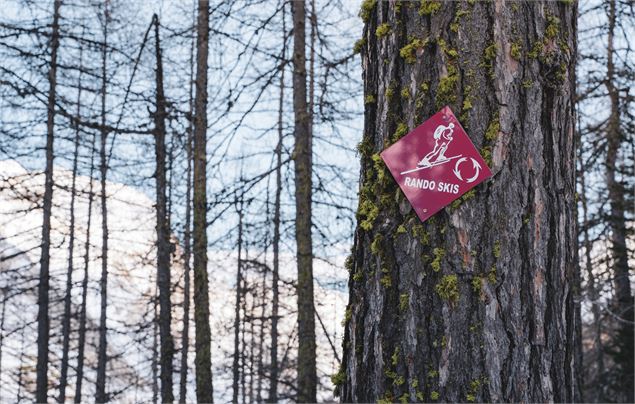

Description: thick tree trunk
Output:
[605,1,633,401]
[193,1,214,402]
[152,15,175,403]
[95,2,110,401]
[75,132,96,403]
[341,1,579,402]
[36,1,61,401]
[58,37,83,404]
[291,1,317,401]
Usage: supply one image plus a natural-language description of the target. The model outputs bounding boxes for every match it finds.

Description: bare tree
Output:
[291,1,317,401]
[35,1,61,401]
[152,13,175,403]
[95,1,111,401]
[193,0,214,402]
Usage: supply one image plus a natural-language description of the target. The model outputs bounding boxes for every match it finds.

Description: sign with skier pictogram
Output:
[380,106,492,222]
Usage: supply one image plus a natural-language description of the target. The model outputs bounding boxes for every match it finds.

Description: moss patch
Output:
[435,64,459,109]
[392,122,409,142]
[419,0,441,16]
[353,37,366,54]
[435,274,459,303]
[376,23,391,38]
[331,366,346,386]
[493,240,501,258]
[484,114,500,141]
[400,37,427,64]
[511,41,522,60]
[359,0,377,22]
[399,293,409,311]
[431,247,445,272]
[358,199,379,231]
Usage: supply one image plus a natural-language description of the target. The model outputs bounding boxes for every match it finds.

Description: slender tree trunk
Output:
[341,1,579,402]
[36,1,61,401]
[248,294,255,404]
[75,131,96,403]
[17,327,26,402]
[95,2,110,401]
[152,294,159,404]
[268,6,286,402]
[240,291,247,404]
[179,7,196,401]
[58,38,83,403]
[232,198,244,404]
[605,2,633,400]
[193,1,214,401]
[578,150,605,402]
[255,256,268,403]
[152,14,175,403]
[0,290,6,401]
[291,1,317,401]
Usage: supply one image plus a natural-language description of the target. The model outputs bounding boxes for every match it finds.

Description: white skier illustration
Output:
[400,123,462,175]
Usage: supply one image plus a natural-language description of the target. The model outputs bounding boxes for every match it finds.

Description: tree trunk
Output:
[95,2,110,401]
[268,6,286,402]
[152,14,175,403]
[36,1,61,401]
[232,198,244,404]
[179,6,196,400]
[291,1,317,401]
[58,36,83,404]
[75,132,96,403]
[340,1,579,402]
[577,147,605,402]
[605,2,634,401]
[193,0,214,402]
[152,294,159,404]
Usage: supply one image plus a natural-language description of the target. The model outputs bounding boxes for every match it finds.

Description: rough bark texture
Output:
[153,14,175,404]
[291,1,317,402]
[36,1,61,401]
[193,0,214,402]
[341,1,579,402]
[95,3,110,401]
[605,1,634,400]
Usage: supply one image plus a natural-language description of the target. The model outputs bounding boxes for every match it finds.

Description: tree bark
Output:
[152,14,175,403]
[577,145,605,402]
[36,1,61,401]
[341,1,579,402]
[268,6,286,402]
[605,1,633,401]
[179,6,196,401]
[232,198,244,404]
[75,132,96,403]
[193,1,214,402]
[95,2,110,401]
[291,1,317,401]
[58,34,83,404]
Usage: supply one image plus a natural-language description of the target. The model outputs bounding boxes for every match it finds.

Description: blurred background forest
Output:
[0,0,632,403]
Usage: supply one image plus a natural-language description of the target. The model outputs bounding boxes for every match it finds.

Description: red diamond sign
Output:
[380,106,492,222]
